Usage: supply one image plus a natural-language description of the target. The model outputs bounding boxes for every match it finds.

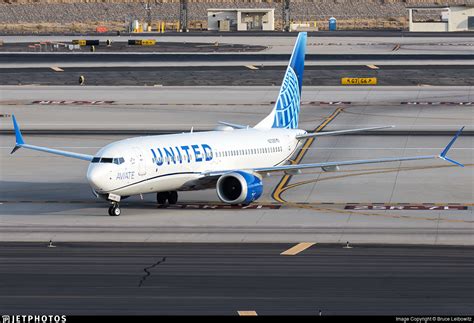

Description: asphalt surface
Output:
[1,53,473,65]
[3,65,474,86]
[1,87,472,245]
[0,243,473,315]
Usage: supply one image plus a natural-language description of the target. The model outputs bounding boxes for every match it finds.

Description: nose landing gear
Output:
[107,193,121,216]
[108,203,121,216]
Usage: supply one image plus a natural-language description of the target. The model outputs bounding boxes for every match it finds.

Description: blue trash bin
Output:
[329,17,337,31]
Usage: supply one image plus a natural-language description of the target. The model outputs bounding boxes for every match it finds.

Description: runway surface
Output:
[1,86,472,245]
[2,65,474,86]
[0,242,473,315]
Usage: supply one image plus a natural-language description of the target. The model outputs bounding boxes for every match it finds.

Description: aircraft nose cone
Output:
[87,165,106,192]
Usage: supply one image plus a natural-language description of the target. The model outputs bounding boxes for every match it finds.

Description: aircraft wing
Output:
[253,155,438,174]
[10,115,94,162]
[203,127,464,177]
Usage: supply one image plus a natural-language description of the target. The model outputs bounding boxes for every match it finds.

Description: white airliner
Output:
[11,32,464,216]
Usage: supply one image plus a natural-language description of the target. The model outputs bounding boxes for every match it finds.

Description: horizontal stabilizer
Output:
[217,121,249,129]
[296,126,394,140]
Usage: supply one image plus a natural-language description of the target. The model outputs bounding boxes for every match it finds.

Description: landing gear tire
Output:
[157,192,169,205]
[108,204,121,216]
[168,191,178,205]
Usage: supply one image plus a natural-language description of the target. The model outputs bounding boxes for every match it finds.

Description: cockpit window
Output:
[91,157,124,165]
[113,157,125,165]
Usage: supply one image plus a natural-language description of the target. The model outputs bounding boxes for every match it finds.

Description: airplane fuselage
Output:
[86,128,306,197]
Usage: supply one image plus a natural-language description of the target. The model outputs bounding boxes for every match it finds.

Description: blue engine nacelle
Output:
[216,171,263,205]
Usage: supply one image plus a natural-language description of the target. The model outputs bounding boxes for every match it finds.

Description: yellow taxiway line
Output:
[281,242,316,256]
[272,108,343,203]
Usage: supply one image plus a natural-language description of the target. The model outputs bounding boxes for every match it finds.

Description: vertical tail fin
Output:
[255,32,307,129]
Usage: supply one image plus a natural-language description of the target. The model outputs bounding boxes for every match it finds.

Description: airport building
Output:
[207,8,275,31]
[408,4,474,32]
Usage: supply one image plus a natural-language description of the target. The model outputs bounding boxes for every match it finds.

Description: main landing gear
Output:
[108,203,121,216]
[157,191,178,206]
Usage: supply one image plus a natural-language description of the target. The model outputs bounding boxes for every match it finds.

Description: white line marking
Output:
[50,66,64,72]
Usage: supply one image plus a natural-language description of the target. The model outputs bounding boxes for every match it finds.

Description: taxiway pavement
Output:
[1,87,472,245]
